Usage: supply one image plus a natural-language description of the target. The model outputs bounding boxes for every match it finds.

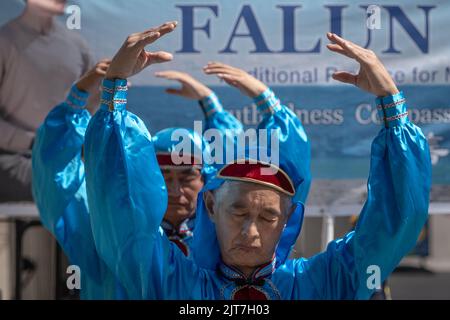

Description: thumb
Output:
[145,51,173,66]
[332,71,357,85]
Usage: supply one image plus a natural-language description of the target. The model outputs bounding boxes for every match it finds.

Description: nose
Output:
[241,219,259,239]
[167,171,182,197]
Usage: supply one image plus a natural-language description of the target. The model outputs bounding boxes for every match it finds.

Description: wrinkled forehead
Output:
[214,180,291,209]
[161,166,201,177]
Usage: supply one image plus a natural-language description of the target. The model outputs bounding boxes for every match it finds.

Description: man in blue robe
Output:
[31,23,243,298]
[153,71,243,255]
[31,59,126,299]
[83,23,431,300]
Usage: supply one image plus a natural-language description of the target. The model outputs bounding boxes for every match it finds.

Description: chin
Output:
[229,250,265,267]
[166,205,192,219]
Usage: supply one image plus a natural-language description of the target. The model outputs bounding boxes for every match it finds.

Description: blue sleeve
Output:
[31,85,112,297]
[296,92,431,299]
[84,79,206,299]
[254,88,311,204]
[200,92,243,134]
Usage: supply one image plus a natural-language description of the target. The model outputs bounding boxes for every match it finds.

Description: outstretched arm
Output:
[296,33,431,300]
[84,23,205,299]
[204,62,311,203]
[32,61,119,298]
[155,70,243,133]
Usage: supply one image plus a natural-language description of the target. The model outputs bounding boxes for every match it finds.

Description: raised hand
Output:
[105,21,178,80]
[326,33,399,97]
[155,70,212,100]
[203,62,267,98]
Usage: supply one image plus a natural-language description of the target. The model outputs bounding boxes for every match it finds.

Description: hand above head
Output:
[326,33,399,97]
[203,62,267,98]
[105,21,178,80]
[155,70,212,100]
[76,59,112,94]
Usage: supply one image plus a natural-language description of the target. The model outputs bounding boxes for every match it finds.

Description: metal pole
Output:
[321,213,335,251]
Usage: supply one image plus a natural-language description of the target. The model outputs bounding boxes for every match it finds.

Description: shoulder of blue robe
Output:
[85,78,176,299]
[32,85,122,299]
[287,92,431,300]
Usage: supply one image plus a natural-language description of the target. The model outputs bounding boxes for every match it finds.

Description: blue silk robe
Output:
[84,79,430,300]
[32,84,242,299]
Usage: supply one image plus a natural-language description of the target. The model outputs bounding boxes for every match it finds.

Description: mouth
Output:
[234,245,259,252]
[167,201,188,207]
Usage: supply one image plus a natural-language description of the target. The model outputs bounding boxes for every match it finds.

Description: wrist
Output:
[376,91,408,128]
[105,70,127,81]
[249,86,268,99]
[197,88,213,100]
[76,78,98,95]
[65,84,90,110]
[199,92,223,118]
[253,87,282,115]
[100,78,128,112]
[377,87,399,98]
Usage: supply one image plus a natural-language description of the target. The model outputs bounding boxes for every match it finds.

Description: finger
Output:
[206,61,228,68]
[140,21,177,44]
[96,65,108,74]
[327,33,363,59]
[331,71,357,85]
[143,21,178,36]
[326,44,352,58]
[205,62,238,72]
[203,66,240,76]
[154,70,180,80]
[218,73,239,81]
[144,51,173,67]
[97,61,111,69]
[217,73,240,87]
[95,69,107,76]
[155,21,178,37]
[137,31,162,48]
[98,58,112,64]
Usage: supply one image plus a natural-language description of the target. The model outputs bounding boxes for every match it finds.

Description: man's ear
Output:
[203,190,216,222]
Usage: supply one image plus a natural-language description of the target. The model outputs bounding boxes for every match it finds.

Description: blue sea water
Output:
[127,85,450,183]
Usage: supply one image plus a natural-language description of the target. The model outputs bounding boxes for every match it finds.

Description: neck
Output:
[236,266,258,279]
[19,5,55,34]
[164,214,189,231]
[226,259,274,279]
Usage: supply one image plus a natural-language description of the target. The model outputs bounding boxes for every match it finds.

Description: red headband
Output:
[156,153,202,168]
[217,160,295,196]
